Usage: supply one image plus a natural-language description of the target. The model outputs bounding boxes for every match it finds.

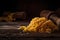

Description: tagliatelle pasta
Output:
[19,17,58,33]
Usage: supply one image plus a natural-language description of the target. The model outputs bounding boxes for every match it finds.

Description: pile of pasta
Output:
[0,13,15,22]
[18,17,58,33]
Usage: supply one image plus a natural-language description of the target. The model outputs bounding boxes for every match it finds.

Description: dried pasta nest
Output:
[18,17,58,33]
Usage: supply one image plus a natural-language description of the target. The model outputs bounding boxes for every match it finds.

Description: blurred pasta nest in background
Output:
[18,17,58,33]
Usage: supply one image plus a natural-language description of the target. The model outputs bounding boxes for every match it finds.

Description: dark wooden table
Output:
[0,22,60,40]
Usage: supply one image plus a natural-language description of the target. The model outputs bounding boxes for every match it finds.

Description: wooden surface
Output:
[0,22,60,38]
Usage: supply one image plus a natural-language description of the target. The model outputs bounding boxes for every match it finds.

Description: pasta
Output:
[19,17,58,33]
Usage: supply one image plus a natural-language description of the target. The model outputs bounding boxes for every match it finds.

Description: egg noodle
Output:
[18,17,58,33]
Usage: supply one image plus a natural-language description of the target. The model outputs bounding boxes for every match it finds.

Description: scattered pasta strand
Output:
[18,26,26,30]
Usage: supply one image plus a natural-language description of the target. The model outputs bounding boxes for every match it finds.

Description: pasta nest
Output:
[18,17,58,33]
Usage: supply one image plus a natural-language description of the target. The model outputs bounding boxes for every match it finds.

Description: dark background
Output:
[0,0,60,18]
